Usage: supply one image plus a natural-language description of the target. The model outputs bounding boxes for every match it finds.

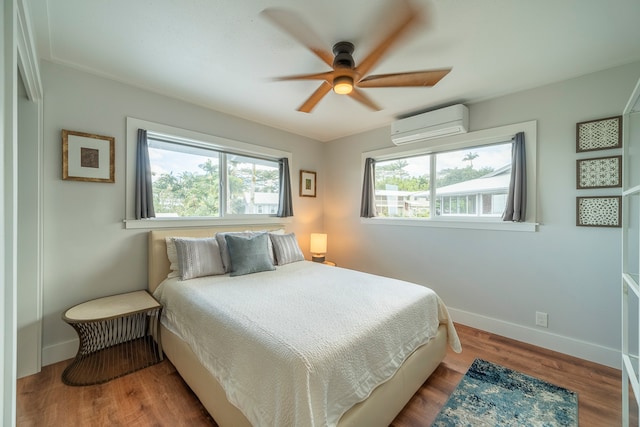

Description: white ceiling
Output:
[28,0,640,142]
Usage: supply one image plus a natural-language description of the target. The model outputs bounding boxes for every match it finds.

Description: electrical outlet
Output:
[536,311,548,328]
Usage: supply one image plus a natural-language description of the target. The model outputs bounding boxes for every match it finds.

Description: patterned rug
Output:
[432,359,578,426]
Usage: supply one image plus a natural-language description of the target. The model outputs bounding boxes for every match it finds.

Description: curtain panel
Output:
[360,158,377,218]
[502,132,526,222]
[135,129,156,219]
[277,158,293,217]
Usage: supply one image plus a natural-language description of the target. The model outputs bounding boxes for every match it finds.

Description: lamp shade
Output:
[310,233,327,254]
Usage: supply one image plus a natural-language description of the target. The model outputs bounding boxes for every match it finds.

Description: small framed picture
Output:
[62,130,115,183]
[576,155,622,189]
[299,170,316,197]
[576,116,622,152]
[576,196,621,227]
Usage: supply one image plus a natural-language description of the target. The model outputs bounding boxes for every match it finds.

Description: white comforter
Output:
[154,261,460,427]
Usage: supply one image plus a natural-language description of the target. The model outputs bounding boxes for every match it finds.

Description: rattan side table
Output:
[62,290,163,386]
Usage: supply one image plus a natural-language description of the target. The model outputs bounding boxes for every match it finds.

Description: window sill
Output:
[361,217,537,232]
[124,216,290,230]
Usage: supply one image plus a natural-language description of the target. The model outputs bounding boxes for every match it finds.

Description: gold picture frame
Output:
[299,170,316,197]
[62,129,115,183]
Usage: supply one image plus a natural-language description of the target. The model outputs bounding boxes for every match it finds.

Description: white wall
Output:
[39,61,326,364]
[17,71,41,377]
[324,61,640,368]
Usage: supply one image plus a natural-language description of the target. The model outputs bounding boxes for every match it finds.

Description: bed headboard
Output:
[148,225,284,293]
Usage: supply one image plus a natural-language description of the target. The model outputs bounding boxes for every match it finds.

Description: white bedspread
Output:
[154,261,460,427]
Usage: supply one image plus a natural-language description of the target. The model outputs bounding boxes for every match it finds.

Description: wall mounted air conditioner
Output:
[391,104,469,145]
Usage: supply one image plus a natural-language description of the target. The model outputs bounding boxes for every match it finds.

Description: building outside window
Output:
[374,142,512,219]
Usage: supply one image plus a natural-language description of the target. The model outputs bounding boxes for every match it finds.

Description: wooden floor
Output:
[17,323,632,426]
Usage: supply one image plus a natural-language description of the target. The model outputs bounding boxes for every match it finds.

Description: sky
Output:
[383,142,512,178]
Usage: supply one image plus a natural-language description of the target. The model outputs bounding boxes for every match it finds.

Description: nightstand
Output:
[323,261,336,266]
[62,290,163,386]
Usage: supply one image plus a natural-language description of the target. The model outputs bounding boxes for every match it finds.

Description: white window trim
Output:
[362,120,538,232]
[124,117,292,229]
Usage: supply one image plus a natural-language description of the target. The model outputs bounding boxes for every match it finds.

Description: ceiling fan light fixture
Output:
[333,76,353,95]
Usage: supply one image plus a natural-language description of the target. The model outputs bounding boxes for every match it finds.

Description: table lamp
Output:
[310,233,327,263]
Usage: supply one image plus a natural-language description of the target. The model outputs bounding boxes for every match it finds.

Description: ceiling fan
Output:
[261,0,451,113]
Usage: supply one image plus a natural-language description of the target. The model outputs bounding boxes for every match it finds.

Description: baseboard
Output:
[448,307,621,369]
[42,338,77,366]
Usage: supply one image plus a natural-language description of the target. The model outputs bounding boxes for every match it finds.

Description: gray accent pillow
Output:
[225,233,276,277]
[216,231,276,272]
[174,237,225,280]
[270,233,305,265]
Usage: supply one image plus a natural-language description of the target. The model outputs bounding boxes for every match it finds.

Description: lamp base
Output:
[312,255,326,263]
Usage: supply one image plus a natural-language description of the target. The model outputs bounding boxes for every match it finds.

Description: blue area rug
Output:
[432,359,578,426]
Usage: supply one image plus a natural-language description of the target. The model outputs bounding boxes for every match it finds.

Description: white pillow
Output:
[165,237,180,279]
[174,237,225,280]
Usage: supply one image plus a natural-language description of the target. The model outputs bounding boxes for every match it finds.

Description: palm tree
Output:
[463,152,479,168]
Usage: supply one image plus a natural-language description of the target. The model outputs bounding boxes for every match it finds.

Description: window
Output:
[148,137,280,218]
[375,155,431,217]
[125,117,290,229]
[435,143,512,218]
[363,120,537,231]
[375,143,512,219]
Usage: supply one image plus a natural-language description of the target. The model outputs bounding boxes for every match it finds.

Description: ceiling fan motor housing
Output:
[333,41,355,69]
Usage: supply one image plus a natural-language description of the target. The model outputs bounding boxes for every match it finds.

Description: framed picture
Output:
[576,116,622,152]
[576,196,621,227]
[299,170,316,197]
[576,155,622,189]
[62,130,115,183]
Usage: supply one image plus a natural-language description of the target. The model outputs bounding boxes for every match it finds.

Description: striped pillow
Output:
[174,237,225,280]
[270,233,305,265]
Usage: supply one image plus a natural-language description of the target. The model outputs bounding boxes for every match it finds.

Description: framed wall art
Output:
[576,196,621,227]
[299,170,316,197]
[576,116,622,152]
[62,129,115,183]
[576,155,622,189]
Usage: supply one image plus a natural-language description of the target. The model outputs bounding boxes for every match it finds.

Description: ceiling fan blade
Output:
[297,81,333,113]
[261,8,334,67]
[357,69,451,88]
[355,0,421,77]
[273,71,335,82]
[348,88,381,111]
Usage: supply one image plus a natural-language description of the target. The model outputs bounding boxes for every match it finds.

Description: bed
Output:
[148,226,460,427]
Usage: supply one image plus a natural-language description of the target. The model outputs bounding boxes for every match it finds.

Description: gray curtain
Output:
[277,158,293,217]
[135,129,156,219]
[502,132,526,222]
[360,157,377,218]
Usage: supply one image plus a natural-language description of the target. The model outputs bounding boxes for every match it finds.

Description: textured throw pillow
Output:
[225,233,276,277]
[270,233,305,265]
[174,237,225,280]
[165,237,180,279]
[216,231,276,272]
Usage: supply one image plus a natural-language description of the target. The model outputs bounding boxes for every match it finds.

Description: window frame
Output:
[125,117,291,229]
[362,120,538,232]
